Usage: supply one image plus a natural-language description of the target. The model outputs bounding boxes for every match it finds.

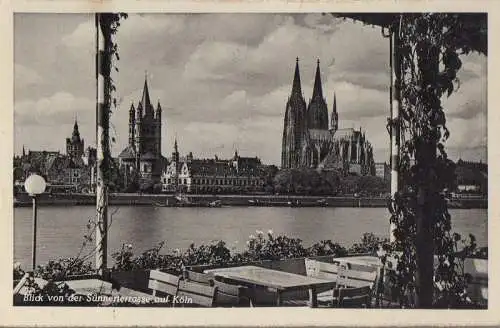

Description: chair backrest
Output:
[338,285,372,308]
[213,280,251,307]
[337,263,350,288]
[183,270,215,286]
[148,270,181,297]
[177,280,218,307]
[343,266,378,288]
[305,258,340,280]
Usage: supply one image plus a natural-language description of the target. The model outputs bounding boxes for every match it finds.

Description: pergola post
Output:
[95,13,112,275]
[389,21,401,243]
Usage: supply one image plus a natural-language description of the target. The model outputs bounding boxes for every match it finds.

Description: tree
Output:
[334,13,486,308]
[273,168,338,195]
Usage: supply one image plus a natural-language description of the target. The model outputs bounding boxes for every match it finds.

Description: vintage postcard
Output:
[2,0,499,326]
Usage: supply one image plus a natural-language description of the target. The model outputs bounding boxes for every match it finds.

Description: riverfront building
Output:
[281,58,376,176]
[161,140,267,193]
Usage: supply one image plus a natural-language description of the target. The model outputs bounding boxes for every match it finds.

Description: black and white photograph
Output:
[8,5,492,322]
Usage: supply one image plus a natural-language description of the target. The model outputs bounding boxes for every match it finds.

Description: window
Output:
[183,179,187,185]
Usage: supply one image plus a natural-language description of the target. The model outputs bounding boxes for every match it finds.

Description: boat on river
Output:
[208,200,222,207]
[248,198,329,207]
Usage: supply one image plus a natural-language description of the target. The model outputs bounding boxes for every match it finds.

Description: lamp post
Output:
[24,174,46,272]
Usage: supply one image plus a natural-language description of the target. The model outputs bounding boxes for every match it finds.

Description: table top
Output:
[205,265,336,291]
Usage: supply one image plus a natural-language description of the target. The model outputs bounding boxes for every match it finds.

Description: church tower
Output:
[66,118,84,158]
[306,59,329,130]
[128,103,136,147]
[155,100,162,156]
[281,58,307,169]
[119,74,164,184]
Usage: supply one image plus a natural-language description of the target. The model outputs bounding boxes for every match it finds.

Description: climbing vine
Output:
[97,13,127,185]
[382,13,486,308]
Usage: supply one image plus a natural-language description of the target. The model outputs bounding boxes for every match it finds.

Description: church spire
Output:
[141,72,152,110]
[312,59,323,99]
[333,92,336,111]
[22,145,26,157]
[72,117,81,141]
[172,137,179,163]
[330,92,338,131]
[291,57,302,96]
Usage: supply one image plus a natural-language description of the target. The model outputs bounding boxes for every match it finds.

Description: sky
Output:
[14,13,487,166]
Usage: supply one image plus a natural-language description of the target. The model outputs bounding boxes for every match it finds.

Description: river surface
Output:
[13,206,488,268]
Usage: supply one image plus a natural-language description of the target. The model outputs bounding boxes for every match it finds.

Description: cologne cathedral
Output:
[281,58,375,176]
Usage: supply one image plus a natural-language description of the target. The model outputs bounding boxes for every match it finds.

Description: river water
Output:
[13,206,487,269]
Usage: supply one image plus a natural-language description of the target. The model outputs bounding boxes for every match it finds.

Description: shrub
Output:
[235,230,308,262]
[308,240,348,257]
[349,232,387,255]
[35,258,93,281]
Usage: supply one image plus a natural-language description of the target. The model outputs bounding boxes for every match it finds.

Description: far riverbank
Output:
[13,192,487,209]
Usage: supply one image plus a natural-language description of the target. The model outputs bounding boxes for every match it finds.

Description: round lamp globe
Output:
[24,174,47,196]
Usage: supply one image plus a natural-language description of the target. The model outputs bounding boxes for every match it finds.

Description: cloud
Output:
[15,92,94,126]
[442,54,487,121]
[14,13,487,165]
[15,64,42,88]
[445,112,487,150]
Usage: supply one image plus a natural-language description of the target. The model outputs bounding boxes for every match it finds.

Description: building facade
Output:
[281,58,375,176]
[161,141,266,194]
[118,77,167,186]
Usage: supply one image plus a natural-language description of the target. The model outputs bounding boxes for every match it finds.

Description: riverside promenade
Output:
[13,192,487,209]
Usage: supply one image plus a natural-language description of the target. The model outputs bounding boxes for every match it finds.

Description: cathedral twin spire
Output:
[291,58,336,131]
[291,57,302,96]
[312,59,323,99]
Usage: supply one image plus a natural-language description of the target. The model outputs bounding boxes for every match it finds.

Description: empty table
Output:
[205,265,337,307]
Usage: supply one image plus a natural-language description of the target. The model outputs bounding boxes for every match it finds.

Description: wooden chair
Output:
[213,280,252,307]
[305,258,340,293]
[338,263,378,288]
[176,280,218,307]
[306,259,379,307]
[183,270,215,285]
[148,270,181,297]
[334,285,373,308]
[184,269,253,307]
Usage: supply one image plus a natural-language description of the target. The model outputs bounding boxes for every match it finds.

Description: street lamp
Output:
[24,174,46,271]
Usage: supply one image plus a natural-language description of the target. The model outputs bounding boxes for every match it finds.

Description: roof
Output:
[319,151,343,170]
[308,129,332,142]
[118,145,136,159]
[188,159,236,176]
[333,128,362,141]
